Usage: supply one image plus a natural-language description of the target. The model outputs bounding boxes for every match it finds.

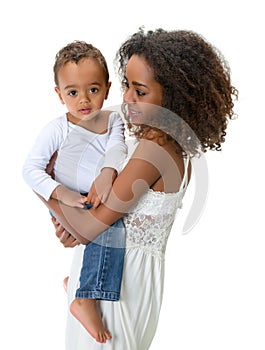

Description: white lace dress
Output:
[65,160,189,350]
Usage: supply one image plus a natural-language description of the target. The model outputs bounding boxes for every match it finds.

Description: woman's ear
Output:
[54,86,65,105]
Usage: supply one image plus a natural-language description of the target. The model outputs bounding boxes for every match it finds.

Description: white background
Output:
[1,0,264,349]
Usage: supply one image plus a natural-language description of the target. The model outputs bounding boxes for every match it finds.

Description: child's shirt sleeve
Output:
[22,115,67,201]
[102,111,128,173]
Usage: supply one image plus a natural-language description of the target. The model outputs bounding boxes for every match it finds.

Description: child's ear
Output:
[104,81,112,100]
[54,86,65,105]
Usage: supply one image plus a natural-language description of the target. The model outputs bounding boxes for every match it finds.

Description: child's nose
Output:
[80,91,90,102]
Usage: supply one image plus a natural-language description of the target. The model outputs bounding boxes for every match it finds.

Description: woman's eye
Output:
[136,90,146,97]
[69,90,77,96]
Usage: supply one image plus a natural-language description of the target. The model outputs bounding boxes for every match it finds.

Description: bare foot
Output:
[70,298,112,343]
[63,276,69,292]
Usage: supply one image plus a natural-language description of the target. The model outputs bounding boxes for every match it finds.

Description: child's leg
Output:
[70,219,125,343]
[70,298,111,343]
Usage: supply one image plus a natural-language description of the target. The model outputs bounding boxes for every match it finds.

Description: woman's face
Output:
[123,55,163,124]
[123,55,163,105]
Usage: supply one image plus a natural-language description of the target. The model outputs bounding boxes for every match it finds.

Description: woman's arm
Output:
[39,139,176,244]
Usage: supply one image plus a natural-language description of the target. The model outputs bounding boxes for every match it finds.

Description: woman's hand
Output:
[46,151,58,178]
[51,216,80,248]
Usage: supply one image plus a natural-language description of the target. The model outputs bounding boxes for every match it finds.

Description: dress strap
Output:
[179,155,190,193]
[177,155,190,209]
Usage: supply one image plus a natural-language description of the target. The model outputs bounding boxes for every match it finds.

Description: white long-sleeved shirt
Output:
[23,112,127,201]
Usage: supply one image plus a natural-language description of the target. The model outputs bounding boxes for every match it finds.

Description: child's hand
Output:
[52,185,86,208]
[86,168,117,208]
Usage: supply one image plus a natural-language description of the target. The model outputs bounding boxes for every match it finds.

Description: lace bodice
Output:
[123,189,184,258]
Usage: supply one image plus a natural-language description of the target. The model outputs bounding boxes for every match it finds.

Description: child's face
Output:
[123,54,163,124]
[55,57,111,123]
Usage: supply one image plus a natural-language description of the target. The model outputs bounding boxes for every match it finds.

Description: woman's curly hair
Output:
[53,40,109,86]
[115,28,238,156]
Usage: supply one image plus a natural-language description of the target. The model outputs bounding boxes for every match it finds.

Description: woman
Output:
[45,28,238,349]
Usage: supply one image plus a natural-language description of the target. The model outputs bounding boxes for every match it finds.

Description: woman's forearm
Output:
[37,140,166,242]
[37,192,123,244]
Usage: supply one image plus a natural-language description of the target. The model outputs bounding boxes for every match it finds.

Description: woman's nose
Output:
[123,88,136,103]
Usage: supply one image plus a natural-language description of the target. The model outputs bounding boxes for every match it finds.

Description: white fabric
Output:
[65,150,189,350]
[22,112,127,200]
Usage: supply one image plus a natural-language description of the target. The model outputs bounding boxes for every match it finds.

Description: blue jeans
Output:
[75,203,125,301]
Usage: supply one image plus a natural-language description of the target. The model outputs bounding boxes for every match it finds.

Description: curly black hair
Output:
[115,28,238,156]
[53,40,109,86]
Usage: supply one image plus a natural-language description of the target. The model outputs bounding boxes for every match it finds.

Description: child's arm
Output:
[22,117,67,201]
[51,185,87,208]
[101,111,128,174]
[86,111,127,208]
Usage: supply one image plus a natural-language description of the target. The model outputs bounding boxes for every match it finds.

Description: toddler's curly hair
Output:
[53,40,109,86]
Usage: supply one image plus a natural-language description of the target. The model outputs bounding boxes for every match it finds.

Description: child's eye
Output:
[68,90,77,96]
[89,87,99,94]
